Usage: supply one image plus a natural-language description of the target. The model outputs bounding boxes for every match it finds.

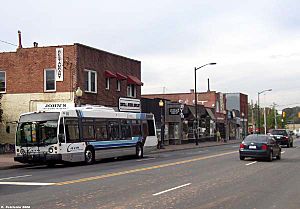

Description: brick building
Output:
[0,42,143,146]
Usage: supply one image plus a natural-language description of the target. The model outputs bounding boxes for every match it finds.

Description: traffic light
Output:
[298,112,300,118]
[282,111,286,118]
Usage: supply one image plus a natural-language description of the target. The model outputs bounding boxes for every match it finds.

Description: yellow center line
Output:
[55,150,238,186]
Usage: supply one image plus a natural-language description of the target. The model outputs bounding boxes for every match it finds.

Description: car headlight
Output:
[48,147,54,153]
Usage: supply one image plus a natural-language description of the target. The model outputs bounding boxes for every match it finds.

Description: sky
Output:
[1,0,300,110]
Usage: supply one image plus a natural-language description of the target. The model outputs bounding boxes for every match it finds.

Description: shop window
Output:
[84,69,97,93]
[116,80,121,91]
[106,78,110,90]
[169,123,179,139]
[127,84,136,98]
[44,69,56,92]
[0,71,6,93]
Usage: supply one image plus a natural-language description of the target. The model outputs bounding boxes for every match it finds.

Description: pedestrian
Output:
[216,130,221,142]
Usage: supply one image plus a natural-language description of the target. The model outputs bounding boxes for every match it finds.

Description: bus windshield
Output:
[16,113,59,146]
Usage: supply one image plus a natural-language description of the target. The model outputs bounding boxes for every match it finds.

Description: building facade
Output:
[0,43,142,147]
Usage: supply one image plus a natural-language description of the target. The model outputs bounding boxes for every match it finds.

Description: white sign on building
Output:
[119,97,141,112]
[37,102,74,111]
[56,48,64,81]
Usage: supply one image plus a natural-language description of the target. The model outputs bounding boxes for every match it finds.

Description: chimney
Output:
[18,30,22,49]
[207,78,210,92]
[190,89,194,93]
[33,42,38,47]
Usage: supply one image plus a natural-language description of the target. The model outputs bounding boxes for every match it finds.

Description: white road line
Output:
[0,182,55,186]
[281,151,285,154]
[245,161,257,166]
[152,183,191,196]
[136,158,155,162]
[0,175,32,181]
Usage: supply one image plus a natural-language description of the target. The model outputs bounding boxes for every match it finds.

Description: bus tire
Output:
[136,143,143,159]
[85,147,95,165]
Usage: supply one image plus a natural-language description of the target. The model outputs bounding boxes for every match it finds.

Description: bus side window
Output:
[120,119,131,140]
[142,121,149,138]
[59,118,65,143]
[108,120,120,140]
[95,119,108,141]
[147,120,155,136]
[132,120,142,137]
[82,119,95,141]
[65,118,80,143]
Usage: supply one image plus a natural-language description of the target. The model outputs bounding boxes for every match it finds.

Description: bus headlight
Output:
[48,147,54,153]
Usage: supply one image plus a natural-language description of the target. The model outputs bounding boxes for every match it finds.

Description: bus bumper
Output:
[14,154,62,164]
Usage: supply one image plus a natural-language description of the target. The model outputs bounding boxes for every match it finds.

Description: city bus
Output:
[14,106,158,165]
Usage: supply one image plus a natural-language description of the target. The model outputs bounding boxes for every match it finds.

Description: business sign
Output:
[119,97,141,112]
[56,48,64,81]
[37,102,74,111]
[169,108,180,115]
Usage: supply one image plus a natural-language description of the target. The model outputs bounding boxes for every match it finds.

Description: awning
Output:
[116,72,127,80]
[127,75,143,86]
[104,70,117,78]
[206,108,216,120]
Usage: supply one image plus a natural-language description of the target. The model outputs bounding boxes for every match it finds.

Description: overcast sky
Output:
[1,0,299,110]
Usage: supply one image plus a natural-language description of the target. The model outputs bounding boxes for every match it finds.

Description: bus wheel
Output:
[85,148,95,165]
[136,143,143,159]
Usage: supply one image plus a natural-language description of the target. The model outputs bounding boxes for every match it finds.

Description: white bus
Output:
[14,106,158,165]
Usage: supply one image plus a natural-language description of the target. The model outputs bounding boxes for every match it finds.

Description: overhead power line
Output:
[0,39,17,47]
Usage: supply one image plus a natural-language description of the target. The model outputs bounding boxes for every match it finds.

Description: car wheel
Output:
[276,151,281,160]
[268,151,273,162]
[240,156,245,160]
[85,148,95,165]
[136,143,144,159]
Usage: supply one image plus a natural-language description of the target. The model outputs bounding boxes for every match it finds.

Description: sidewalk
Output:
[0,139,241,170]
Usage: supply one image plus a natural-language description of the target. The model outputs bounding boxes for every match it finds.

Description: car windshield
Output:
[16,113,59,146]
[271,130,287,136]
[244,135,268,143]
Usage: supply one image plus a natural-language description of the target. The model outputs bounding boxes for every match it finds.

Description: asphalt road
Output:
[0,138,300,209]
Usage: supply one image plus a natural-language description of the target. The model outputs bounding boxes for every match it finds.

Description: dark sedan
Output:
[270,129,293,147]
[239,134,281,161]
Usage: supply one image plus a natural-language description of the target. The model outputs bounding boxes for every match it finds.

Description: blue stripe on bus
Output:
[87,137,142,150]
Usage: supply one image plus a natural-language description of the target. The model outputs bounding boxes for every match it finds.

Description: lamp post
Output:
[241,112,245,139]
[75,87,83,107]
[257,89,272,134]
[194,63,216,145]
[159,99,165,149]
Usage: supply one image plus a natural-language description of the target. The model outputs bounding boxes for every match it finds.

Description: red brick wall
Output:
[75,44,141,107]
[0,45,76,93]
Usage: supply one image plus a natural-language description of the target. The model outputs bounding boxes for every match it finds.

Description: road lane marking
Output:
[281,151,285,154]
[152,183,191,196]
[245,161,257,166]
[55,151,238,186]
[0,175,32,181]
[136,158,155,162]
[0,182,55,186]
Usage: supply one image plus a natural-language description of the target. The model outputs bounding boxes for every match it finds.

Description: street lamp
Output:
[75,87,83,107]
[159,99,165,149]
[241,112,245,139]
[257,89,272,134]
[194,63,216,145]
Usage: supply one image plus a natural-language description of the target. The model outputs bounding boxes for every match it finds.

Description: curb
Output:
[151,140,241,154]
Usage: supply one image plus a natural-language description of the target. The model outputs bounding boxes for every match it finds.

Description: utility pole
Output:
[251,100,255,133]
[273,103,277,129]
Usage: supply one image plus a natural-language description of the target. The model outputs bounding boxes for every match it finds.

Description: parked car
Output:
[270,129,293,147]
[239,134,281,161]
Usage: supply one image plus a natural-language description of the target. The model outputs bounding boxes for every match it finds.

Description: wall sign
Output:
[56,48,64,81]
[169,108,180,115]
[119,97,141,112]
[37,102,74,111]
